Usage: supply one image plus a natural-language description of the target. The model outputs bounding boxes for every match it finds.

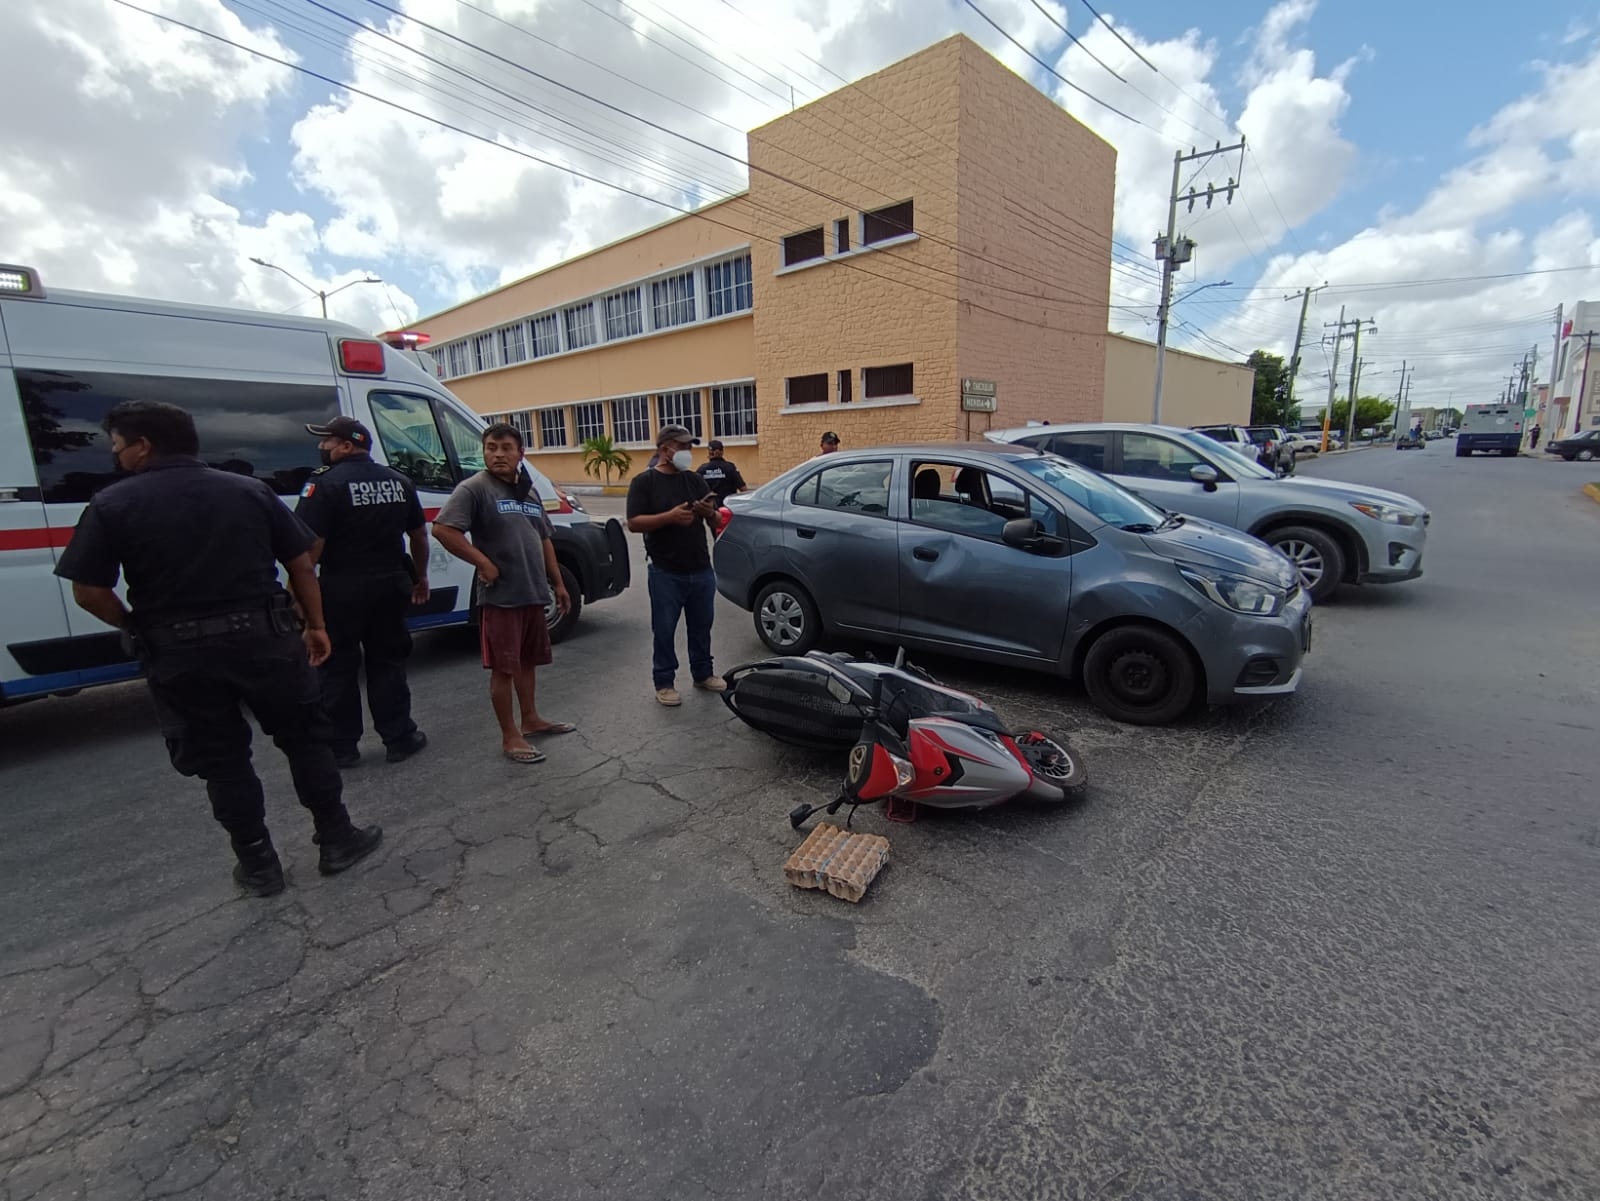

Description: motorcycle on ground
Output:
[721,649,1087,828]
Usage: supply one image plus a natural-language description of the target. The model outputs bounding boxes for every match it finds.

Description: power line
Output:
[960,0,1141,125]
[1076,0,1156,72]
[1028,0,1126,82]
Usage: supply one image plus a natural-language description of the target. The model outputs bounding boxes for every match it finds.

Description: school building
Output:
[414,35,1249,486]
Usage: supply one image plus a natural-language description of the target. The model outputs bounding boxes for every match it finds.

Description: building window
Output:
[490,409,534,449]
[838,369,853,405]
[611,395,650,444]
[539,407,567,449]
[706,254,752,317]
[472,332,497,373]
[574,401,605,444]
[443,342,470,378]
[657,389,703,439]
[835,218,851,254]
[862,200,914,246]
[651,271,696,329]
[602,288,643,340]
[564,301,597,350]
[498,322,527,365]
[864,363,914,399]
[786,373,829,406]
[782,227,826,267]
[531,312,561,358]
[711,384,758,439]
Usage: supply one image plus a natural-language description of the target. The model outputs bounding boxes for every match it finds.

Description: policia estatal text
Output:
[53,401,382,897]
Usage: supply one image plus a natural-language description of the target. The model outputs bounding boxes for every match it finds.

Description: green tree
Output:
[1246,350,1292,425]
[580,434,631,486]
[1327,396,1395,433]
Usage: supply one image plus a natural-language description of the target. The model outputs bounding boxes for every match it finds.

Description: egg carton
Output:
[783,822,890,903]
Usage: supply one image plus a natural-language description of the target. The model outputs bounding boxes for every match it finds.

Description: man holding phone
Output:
[626,424,726,706]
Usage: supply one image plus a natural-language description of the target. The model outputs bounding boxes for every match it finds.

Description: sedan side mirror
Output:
[1002,517,1064,555]
[1189,463,1220,491]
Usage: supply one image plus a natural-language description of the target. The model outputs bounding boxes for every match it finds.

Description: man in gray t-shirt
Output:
[433,423,574,764]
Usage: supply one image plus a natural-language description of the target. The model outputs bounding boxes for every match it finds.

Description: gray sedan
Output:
[713,443,1313,725]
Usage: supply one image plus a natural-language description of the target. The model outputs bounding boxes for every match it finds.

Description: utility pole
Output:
[1574,331,1596,435]
[1153,138,1247,422]
[1344,318,1377,447]
[1321,305,1347,452]
[1550,303,1564,426]
[1392,360,1407,443]
[1282,283,1327,425]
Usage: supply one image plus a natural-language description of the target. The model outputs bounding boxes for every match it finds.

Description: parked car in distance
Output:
[986,423,1430,603]
[1246,425,1297,475]
[1285,431,1323,454]
[1544,429,1600,461]
[713,443,1313,726]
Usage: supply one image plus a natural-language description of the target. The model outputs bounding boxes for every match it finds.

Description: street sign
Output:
[961,378,997,412]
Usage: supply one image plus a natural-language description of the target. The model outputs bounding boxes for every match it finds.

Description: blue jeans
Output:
[648,565,715,689]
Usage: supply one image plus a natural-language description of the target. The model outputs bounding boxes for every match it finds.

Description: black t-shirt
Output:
[54,457,315,621]
[294,454,425,577]
[626,467,713,573]
[697,458,746,500]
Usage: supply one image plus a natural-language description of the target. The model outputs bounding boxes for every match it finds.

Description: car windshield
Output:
[1178,431,1276,479]
[1247,428,1275,444]
[1012,453,1170,530]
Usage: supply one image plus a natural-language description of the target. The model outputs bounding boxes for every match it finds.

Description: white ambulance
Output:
[0,264,629,704]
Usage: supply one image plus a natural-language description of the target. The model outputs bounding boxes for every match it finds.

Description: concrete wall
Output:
[1102,332,1252,426]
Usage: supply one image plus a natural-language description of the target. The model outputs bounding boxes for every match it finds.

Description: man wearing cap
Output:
[626,425,725,706]
[820,431,841,454]
[696,439,747,502]
[297,417,431,768]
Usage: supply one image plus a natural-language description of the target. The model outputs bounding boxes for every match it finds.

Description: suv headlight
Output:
[1179,566,1286,616]
[1349,500,1421,526]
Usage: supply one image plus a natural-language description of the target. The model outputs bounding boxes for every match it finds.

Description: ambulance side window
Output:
[367,391,455,492]
[17,369,336,503]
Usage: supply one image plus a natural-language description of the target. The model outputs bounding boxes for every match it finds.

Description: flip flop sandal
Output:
[502,747,547,765]
[523,722,577,737]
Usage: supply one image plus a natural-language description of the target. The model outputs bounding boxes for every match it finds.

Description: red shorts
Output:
[479,605,552,674]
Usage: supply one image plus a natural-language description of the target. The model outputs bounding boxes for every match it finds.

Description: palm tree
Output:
[581,434,632,486]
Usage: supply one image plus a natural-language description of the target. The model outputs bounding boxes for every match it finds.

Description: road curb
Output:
[1583,483,1600,506]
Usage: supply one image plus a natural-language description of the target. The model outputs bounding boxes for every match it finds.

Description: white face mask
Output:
[671,449,694,471]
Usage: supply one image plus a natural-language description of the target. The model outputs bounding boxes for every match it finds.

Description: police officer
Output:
[296,416,430,768]
[53,401,382,897]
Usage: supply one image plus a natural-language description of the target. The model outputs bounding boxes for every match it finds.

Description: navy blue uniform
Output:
[294,455,426,758]
[53,457,357,854]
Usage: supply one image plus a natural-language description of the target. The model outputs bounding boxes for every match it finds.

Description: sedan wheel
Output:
[1082,626,1199,726]
[1578,448,1596,462]
[1265,525,1346,603]
[753,581,821,655]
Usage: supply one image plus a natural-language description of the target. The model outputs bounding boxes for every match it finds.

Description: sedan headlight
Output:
[1349,500,1421,526]
[1180,566,1286,616]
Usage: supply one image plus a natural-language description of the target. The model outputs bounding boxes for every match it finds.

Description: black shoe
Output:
[316,825,383,876]
[384,730,428,764]
[333,747,362,769]
[231,838,286,897]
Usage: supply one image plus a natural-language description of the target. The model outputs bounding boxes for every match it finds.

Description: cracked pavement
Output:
[2,454,1598,1200]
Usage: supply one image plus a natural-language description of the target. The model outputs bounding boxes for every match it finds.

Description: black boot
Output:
[384,730,428,764]
[231,836,286,897]
[315,824,384,876]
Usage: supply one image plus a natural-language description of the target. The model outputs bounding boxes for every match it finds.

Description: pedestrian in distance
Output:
[820,430,841,454]
[696,438,747,502]
[432,423,574,765]
[295,416,431,769]
[53,401,382,898]
[626,424,726,706]
[1530,423,1542,449]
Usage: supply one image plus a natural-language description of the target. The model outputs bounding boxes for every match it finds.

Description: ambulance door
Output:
[0,307,78,699]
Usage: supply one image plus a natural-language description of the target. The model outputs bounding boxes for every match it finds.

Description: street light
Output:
[248,257,381,319]
[1172,279,1233,306]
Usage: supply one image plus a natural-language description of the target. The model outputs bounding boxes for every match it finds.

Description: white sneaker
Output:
[655,687,682,707]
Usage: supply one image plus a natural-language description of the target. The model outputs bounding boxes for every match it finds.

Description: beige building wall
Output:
[1102,332,1253,426]
[954,38,1115,435]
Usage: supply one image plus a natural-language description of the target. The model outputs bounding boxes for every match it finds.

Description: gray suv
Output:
[712,443,1313,725]
[987,423,1429,602]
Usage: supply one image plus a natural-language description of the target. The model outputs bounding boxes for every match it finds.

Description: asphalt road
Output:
[2,445,1596,1200]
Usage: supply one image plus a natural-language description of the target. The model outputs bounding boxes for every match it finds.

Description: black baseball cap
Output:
[820,430,840,444]
[708,438,725,451]
[306,415,372,447]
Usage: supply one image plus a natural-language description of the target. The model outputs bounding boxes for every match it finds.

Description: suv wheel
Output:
[753,580,821,654]
[1082,626,1199,726]
[1265,525,1345,602]
[546,564,582,643]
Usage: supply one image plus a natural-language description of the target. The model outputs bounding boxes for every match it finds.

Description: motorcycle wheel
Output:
[1016,732,1088,801]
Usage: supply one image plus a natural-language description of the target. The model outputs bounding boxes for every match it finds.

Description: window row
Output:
[784,362,914,407]
[434,252,754,381]
[781,199,915,268]
[485,383,758,451]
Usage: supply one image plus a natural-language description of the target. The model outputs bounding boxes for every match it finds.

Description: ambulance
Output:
[0,264,629,704]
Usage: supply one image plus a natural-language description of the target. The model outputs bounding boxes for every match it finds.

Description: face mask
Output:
[671,450,694,471]
[111,453,129,476]
[319,449,334,467]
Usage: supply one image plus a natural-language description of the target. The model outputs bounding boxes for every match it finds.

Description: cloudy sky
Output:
[6,0,1600,415]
